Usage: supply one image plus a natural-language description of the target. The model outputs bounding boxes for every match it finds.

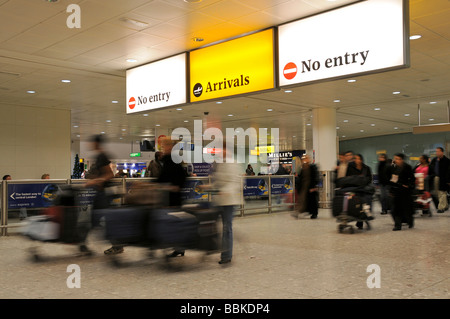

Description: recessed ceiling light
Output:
[143,114,149,116]
[155,124,160,127]
[267,108,273,112]
[342,135,346,138]
[184,120,189,123]
[126,58,137,63]
[347,79,356,83]
[336,126,340,130]
[429,119,435,121]
[101,131,105,134]
[176,108,183,111]
[228,114,234,117]
[106,120,111,122]
[429,101,437,104]
[73,125,78,128]
[404,114,410,117]
[306,123,311,126]
[333,99,341,103]
[394,127,399,130]
[393,91,401,95]
[122,129,126,131]
[371,124,376,127]
[61,79,71,83]
[374,107,381,111]
[112,100,119,104]
[360,130,365,132]
[216,101,223,104]
[284,90,293,93]
[27,90,36,94]
[410,35,422,40]
[343,120,349,123]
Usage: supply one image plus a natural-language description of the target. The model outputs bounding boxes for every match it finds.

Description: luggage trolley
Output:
[23,185,94,262]
[333,191,372,234]
[100,186,220,268]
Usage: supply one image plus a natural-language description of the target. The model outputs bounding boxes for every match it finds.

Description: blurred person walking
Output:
[389,153,415,231]
[414,154,432,215]
[429,147,450,213]
[293,154,319,219]
[157,137,188,258]
[201,144,240,264]
[148,151,164,178]
[377,154,391,215]
[84,135,117,254]
[347,154,374,228]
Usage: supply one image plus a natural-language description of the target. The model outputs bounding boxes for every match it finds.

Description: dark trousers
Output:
[391,190,414,228]
[307,191,319,217]
[92,189,112,228]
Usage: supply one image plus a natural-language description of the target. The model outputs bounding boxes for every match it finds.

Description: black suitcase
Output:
[104,207,149,244]
[150,209,199,248]
[333,193,366,219]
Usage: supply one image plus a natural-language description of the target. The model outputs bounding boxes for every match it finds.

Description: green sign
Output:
[130,152,141,157]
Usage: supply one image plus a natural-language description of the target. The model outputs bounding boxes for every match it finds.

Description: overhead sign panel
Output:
[126,53,187,114]
[278,0,409,87]
[190,29,275,102]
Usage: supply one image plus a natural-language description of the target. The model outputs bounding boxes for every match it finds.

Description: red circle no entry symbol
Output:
[128,97,136,109]
[283,62,297,80]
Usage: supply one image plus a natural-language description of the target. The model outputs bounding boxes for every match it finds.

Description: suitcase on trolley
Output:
[103,207,149,245]
[150,209,199,248]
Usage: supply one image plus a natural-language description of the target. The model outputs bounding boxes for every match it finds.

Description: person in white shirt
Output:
[202,145,241,264]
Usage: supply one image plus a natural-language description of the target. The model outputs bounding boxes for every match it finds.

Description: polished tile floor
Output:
[0,203,448,300]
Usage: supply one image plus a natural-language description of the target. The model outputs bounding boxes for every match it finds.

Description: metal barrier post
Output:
[268,175,272,214]
[318,170,334,209]
[1,180,7,236]
[240,176,244,217]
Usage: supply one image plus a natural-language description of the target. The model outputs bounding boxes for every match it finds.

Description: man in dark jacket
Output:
[429,147,450,213]
[157,137,187,208]
[389,153,415,231]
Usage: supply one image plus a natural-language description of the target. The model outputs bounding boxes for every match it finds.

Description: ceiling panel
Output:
[0,0,448,151]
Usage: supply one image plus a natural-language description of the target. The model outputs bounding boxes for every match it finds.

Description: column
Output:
[312,107,337,209]
[312,107,337,170]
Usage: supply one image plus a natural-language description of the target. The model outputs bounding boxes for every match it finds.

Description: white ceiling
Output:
[1,0,449,150]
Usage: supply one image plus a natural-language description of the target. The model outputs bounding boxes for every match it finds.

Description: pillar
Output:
[312,107,337,171]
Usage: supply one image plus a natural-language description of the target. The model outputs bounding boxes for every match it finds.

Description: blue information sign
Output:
[181,180,208,201]
[8,183,62,209]
[271,177,293,195]
[244,178,269,197]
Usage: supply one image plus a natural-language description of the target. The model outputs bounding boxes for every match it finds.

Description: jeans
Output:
[220,205,235,261]
[379,184,391,212]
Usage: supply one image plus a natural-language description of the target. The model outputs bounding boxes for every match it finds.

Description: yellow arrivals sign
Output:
[190,28,275,102]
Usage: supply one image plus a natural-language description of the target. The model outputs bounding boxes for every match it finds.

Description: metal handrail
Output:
[0,175,298,236]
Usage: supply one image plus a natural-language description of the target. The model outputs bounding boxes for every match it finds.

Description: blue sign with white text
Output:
[8,183,62,209]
